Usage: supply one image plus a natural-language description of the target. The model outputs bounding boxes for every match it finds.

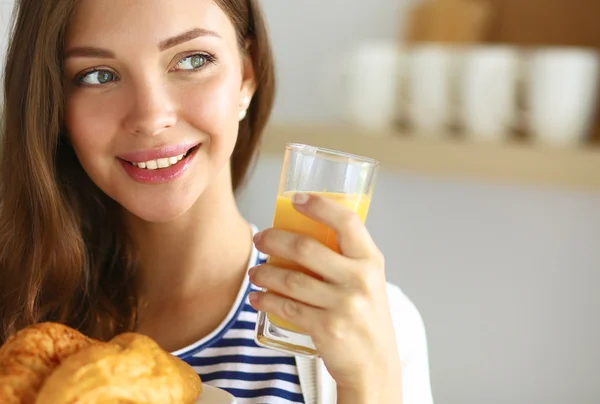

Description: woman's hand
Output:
[249,193,402,403]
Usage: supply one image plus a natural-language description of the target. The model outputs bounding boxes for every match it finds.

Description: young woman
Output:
[0,0,434,402]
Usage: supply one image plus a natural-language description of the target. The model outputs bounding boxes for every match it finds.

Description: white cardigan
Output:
[295,283,435,404]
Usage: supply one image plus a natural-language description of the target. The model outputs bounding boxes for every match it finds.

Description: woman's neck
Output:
[126,167,254,307]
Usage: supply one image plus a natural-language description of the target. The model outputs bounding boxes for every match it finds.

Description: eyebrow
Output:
[64,28,221,59]
[64,47,115,59]
[159,28,221,51]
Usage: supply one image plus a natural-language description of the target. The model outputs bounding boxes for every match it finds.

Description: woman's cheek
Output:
[179,72,241,126]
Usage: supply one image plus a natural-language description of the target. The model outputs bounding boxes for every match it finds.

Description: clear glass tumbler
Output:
[254,143,379,357]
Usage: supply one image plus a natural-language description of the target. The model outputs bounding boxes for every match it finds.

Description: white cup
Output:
[407,44,462,135]
[459,46,520,141]
[526,47,600,145]
[338,42,402,132]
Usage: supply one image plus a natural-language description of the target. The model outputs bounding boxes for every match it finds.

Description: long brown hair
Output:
[0,0,275,343]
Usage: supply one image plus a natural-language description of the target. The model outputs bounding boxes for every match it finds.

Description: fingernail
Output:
[253,231,263,243]
[248,266,256,277]
[293,192,309,205]
[248,292,260,306]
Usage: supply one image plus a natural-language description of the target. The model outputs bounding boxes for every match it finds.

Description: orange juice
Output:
[267,191,371,333]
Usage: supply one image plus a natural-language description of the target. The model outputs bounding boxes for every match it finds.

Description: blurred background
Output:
[237,1,600,404]
[1,0,599,403]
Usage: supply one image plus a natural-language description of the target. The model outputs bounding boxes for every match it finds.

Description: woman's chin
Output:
[121,199,197,224]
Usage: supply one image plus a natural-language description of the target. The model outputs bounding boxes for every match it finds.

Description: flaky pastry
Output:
[0,323,202,404]
[0,322,97,404]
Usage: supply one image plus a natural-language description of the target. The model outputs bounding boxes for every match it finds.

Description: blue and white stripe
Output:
[174,249,305,404]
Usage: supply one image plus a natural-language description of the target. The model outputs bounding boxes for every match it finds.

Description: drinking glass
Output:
[254,143,379,357]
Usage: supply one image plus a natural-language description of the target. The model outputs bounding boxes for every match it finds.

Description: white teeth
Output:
[131,153,187,170]
[156,158,169,168]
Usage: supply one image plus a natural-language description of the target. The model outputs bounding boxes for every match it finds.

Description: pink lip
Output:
[118,143,199,163]
[119,145,199,184]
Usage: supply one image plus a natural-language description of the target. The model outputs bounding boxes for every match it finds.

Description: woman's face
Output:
[63,0,254,222]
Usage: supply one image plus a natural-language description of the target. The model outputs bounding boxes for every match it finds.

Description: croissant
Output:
[36,332,202,403]
[0,323,202,404]
[0,322,98,404]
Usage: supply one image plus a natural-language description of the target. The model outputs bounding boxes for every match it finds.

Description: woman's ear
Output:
[240,40,256,97]
[238,40,256,121]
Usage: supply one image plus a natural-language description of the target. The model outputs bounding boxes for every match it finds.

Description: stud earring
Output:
[240,96,251,108]
[239,96,251,121]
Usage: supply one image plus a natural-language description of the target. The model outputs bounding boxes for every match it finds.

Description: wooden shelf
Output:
[259,123,600,192]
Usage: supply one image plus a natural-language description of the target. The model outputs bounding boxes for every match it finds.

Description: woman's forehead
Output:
[66,0,236,49]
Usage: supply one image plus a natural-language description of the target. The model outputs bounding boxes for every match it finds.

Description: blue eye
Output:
[176,54,213,70]
[78,69,117,86]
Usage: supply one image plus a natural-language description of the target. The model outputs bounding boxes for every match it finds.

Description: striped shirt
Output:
[173,241,305,404]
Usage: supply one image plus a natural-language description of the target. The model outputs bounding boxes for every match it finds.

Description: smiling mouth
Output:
[126,145,198,170]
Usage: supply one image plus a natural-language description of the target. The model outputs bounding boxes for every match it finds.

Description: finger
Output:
[249,264,340,309]
[248,291,322,334]
[253,228,353,283]
[290,192,380,260]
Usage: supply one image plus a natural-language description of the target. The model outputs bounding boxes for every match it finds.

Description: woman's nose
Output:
[123,80,177,137]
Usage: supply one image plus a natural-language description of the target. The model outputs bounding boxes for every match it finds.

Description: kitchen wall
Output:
[0,1,598,403]
[0,1,12,73]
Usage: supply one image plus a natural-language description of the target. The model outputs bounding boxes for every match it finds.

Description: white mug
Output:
[459,46,520,141]
[526,47,600,145]
[407,44,462,135]
[337,42,402,132]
